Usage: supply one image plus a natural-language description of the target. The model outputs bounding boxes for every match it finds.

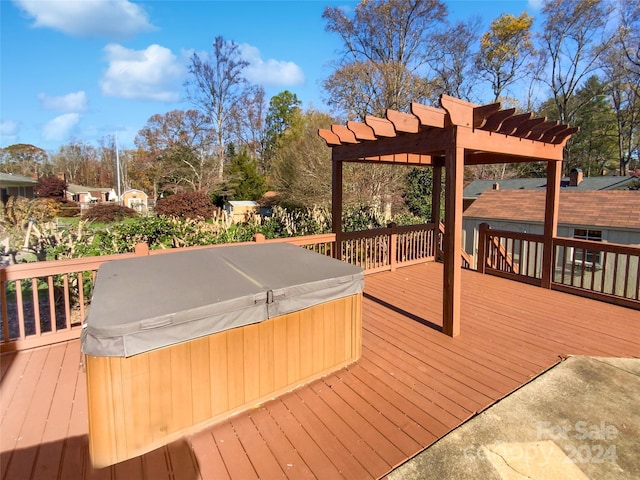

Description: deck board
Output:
[2,262,640,480]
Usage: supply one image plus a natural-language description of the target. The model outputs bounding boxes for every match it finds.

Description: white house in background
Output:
[121,189,149,213]
[65,184,117,208]
[0,173,37,202]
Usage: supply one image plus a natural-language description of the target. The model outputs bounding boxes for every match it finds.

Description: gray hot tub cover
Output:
[81,243,364,357]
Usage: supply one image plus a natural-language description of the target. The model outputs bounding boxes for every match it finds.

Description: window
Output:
[572,229,602,266]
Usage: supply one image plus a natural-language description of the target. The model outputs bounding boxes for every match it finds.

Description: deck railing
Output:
[477,223,542,286]
[340,223,438,273]
[553,237,640,309]
[2,224,438,352]
[0,233,336,352]
[477,224,640,310]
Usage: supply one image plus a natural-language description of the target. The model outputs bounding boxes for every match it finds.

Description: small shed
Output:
[224,200,260,223]
[121,189,148,213]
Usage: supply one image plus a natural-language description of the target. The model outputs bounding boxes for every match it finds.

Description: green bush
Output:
[155,191,215,219]
[82,203,137,222]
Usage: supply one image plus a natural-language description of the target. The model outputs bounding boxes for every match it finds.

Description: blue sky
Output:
[1,0,543,153]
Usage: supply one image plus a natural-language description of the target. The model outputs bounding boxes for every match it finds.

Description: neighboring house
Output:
[462,190,640,276]
[121,189,149,213]
[0,172,37,202]
[224,200,261,223]
[65,184,117,208]
[463,169,637,211]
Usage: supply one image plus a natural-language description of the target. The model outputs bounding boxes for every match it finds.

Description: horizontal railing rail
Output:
[477,224,640,310]
[553,237,640,309]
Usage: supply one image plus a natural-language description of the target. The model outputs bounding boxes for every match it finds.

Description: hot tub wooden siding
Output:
[85,293,362,468]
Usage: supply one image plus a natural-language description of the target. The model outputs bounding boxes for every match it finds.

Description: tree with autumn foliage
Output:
[135,110,217,195]
[34,176,67,199]
[0,144,50,177]
[476,12,535,102]
[322,0,447,118]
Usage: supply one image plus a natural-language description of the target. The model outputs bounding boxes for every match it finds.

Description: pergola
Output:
[319,94,577,337]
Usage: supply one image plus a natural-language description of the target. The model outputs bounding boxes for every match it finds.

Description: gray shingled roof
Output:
[463,176,636,199]
[0,172,38,185]
[463,190,640,230]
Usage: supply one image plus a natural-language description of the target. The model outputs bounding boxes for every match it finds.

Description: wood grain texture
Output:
[3,264,639,479]
[84,294,362,467]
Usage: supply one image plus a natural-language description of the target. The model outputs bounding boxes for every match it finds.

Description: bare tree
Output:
[185,36,250,180]
[618,0,640,74]
[431,18,481,102]
[135,110,217,193]
[50,140,99,186]
[322,0,447,117]
[602,1,640,174]
[538,0,614,126]
[228,84,266,162]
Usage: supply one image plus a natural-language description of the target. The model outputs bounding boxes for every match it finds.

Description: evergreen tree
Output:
[224,148,267,201]
[403,168,438,219]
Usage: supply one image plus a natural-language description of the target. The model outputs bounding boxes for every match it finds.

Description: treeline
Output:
[1,0,638,217]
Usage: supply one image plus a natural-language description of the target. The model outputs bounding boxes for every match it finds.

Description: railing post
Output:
[135,243,150,256]
[477,223,489,274]
[388,222,397,271]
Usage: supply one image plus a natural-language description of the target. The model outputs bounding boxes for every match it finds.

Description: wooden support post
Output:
[431,162,442,225]
[332,158,343,260]
[541,159,561,289]
[134,243,149,256]
[443,143,463,337]
[477,223,489,274]
[431,161,442,259]
[388,222,397,271]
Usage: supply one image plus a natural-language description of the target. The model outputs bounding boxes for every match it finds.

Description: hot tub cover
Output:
[81,243,364,357]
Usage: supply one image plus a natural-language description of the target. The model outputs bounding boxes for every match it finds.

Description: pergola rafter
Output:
[320,94,577,337]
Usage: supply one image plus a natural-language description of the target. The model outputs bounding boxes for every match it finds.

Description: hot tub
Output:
[82,242,364,468]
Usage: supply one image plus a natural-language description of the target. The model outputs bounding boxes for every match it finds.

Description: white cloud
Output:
[239,44,305,87]
[42,113,80,141]
[38,91,88,112]
[528,0,544,10]
[0,120,20,146]
[13,0,155,39]
[0,120,20,136]
[100,44,185,102]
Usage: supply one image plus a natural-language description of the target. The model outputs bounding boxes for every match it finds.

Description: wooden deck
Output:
[2,263,639,480]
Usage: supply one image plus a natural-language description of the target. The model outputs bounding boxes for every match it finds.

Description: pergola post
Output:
[443,143,463,337]
[541,159,562,288]
[431,161,442,257]
[332,158,343,260]
[431,161,442,224]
